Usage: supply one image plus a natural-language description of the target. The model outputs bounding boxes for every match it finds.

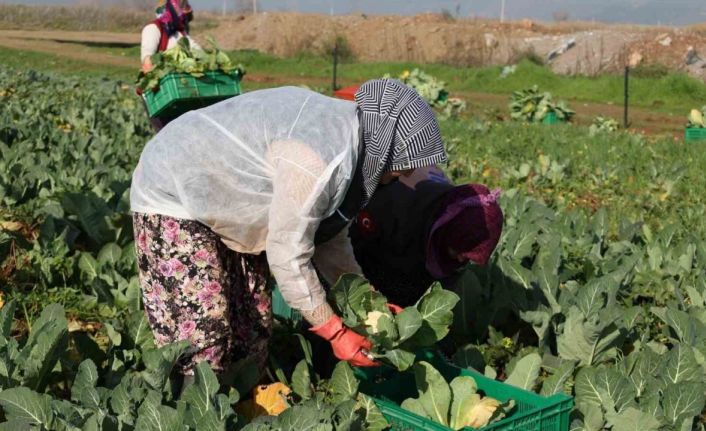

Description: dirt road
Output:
[0,29,684,138]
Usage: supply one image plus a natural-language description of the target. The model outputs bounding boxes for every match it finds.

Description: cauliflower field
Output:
[3,64,706,430]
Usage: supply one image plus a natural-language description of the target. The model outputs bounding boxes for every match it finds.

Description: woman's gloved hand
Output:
[310,315,379,367]
[387,303,404,314]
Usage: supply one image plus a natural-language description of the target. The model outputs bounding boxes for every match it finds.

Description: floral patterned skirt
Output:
[133,212,271,375]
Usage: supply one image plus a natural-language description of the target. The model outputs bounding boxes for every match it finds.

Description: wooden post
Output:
[332,40,339,91]
[624,66,629,129]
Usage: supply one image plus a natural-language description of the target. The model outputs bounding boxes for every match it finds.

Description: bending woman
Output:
[130,79,448,375]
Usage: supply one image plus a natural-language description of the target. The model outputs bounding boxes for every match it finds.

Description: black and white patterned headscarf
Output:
[355,79,448,202]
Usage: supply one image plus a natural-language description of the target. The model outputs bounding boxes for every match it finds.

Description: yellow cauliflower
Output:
[364,310,385,333]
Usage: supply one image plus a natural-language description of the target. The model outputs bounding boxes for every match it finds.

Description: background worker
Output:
[140,0,200,73]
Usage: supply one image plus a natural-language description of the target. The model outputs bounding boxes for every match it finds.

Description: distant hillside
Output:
[3,0,706,25]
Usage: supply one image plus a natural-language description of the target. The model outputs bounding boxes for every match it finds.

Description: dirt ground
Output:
[3,12,706,80]
[0,16,693,138]
[209,12,706,80]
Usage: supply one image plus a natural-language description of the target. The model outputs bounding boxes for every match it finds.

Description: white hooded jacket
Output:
[131,87,362,311]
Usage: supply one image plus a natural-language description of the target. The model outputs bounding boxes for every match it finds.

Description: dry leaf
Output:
[240,382,291,418]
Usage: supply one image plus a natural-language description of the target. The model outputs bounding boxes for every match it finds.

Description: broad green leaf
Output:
[540,362,575,396]
[448,376,478,430]
[134,390,183,431]
[395,307,422,344]
[294,334,314,368]
[125,311,155,351]
[400,397,429,419]
[575,280,605,319]
[180,361,220,427]
[504,352,541,391]
[578,402,605,431]
[141,341,190,391]
[519,307,552,346]
[653,308,704,345]
[291,360,312,400]
[71,360,100,409]
[414,284,459,342]
[191,409,223,431]
[61,191,114,246]
[0,299,16,338]
[331,274,372,326]
[19,304,69,391]
[358,394,388,431]
[556,308,623,366]
[413,361,451,426]
[78,253,99,280]
[606,407,661,431]
[103,323,122,347]
[508,229,535,260]
[334,399,365,430]
[484,366,497,379]
[662,344,701,385]
[273,402,332,430]
[109,377,134,419]
[369,312,398,348]
[452,345,485,372]
[214,393,235,421]
[639,387,663,419]
[72,360,98,393]
[0,387,53,426]
[622,307,643,331]
[329,361,358,402]
[625,350,661,397]
[220,356,259,397]
[662,381,706,426]
[452,270,484,338]
[382,349,416,371]
[575,367,636,414]
[533,237,562,312]
[498,258,533,289]
[0,419,35,431]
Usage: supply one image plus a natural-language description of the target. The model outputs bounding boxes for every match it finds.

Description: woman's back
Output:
[131,86,360,252]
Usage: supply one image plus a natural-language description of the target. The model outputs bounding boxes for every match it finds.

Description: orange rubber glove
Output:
[310,315,379,367]
[387,303,404,314]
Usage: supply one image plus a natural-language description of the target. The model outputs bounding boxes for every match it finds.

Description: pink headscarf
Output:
[155,0,190,35]
[425,184,504,279]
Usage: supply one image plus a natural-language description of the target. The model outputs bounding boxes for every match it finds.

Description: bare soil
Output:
[0,22,690,137]
[209,12,706,80]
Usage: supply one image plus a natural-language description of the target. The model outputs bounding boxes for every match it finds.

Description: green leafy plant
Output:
[252,335,388,431]
[385,68,467,117]
[330,274,459,371]
[136,36,245,92]
[0,299,245,430]
[509,86,574,122]
[687,107,706,128]
[401,361,514,430]
[589,116,619,135]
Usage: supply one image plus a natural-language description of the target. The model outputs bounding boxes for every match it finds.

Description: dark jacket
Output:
[349,167,454,306]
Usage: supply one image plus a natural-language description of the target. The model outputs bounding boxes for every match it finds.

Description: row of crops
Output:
[3,64,706,430]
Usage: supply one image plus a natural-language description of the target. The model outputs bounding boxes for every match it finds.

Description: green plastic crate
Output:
[356,351,573,431]
[542,112,559,125]
[685,127,706,141]
[271,282,302,324]
[142,70,242,118]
